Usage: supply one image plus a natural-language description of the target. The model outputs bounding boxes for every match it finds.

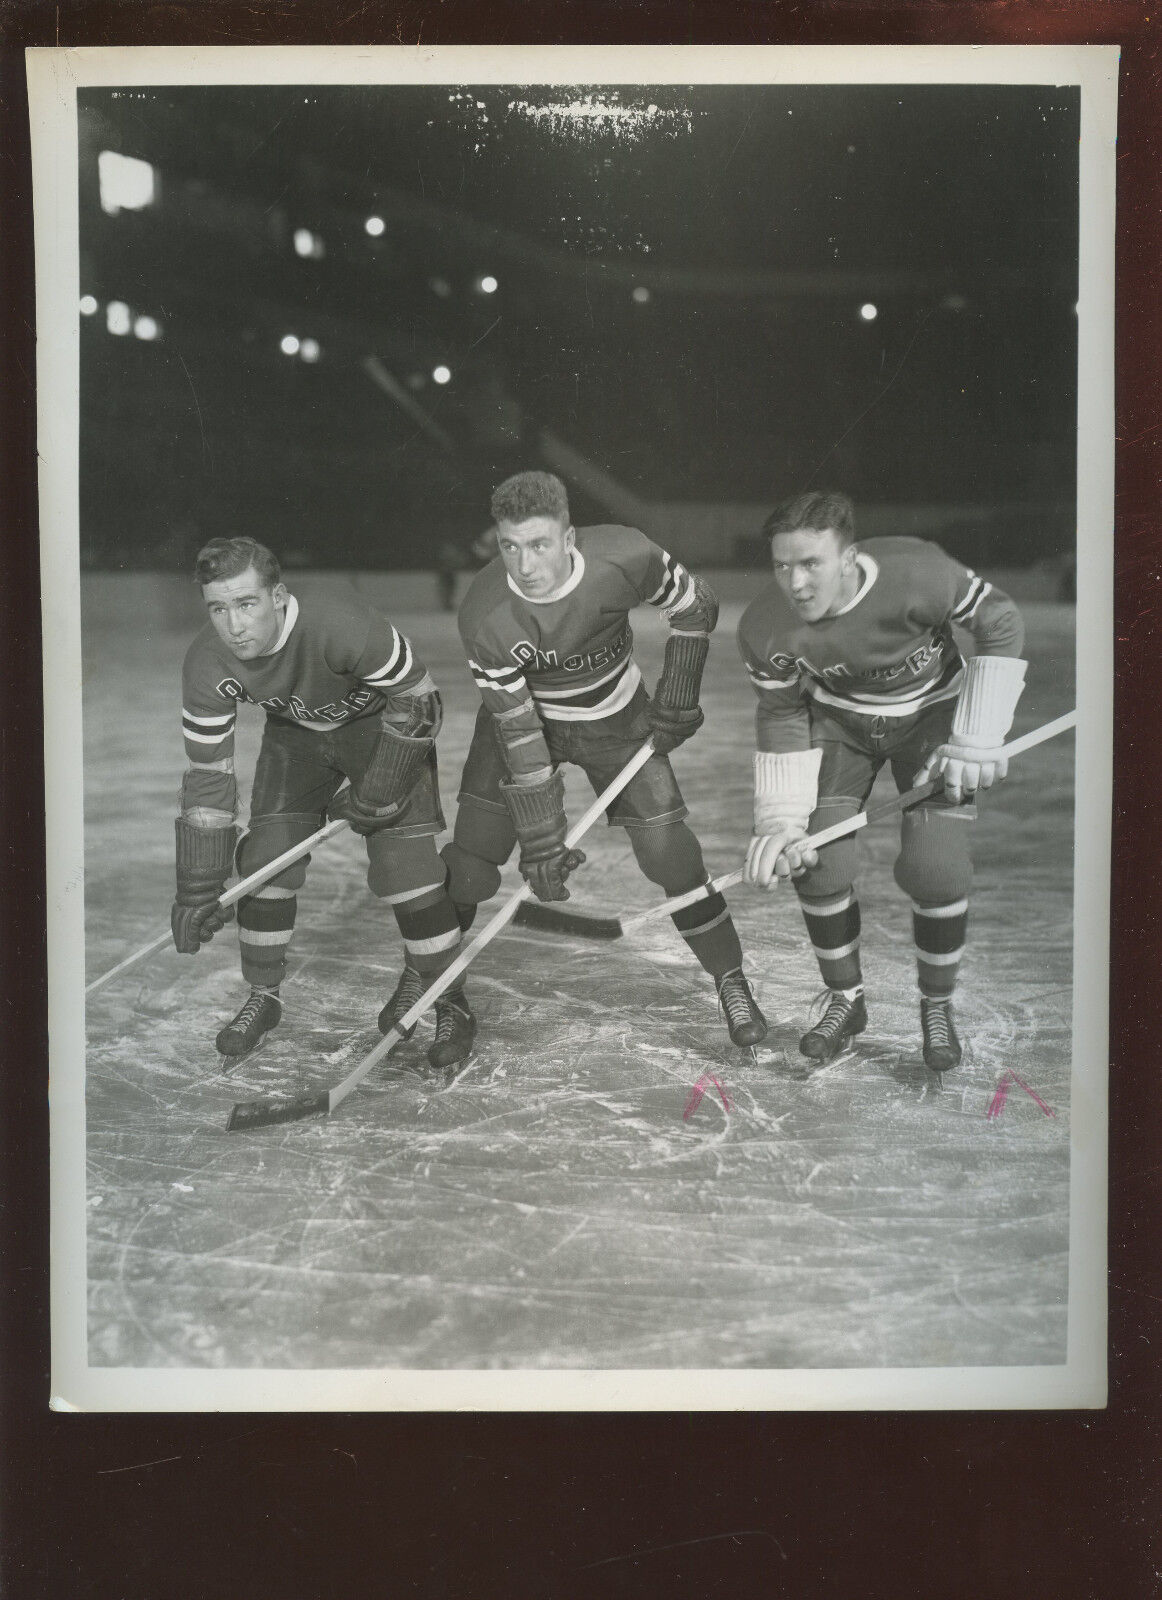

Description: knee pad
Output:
[441,839,503,907]
[237,811,320,891]
[795,798,861,901]
[893,806,973,903]
[364,832,444,900]
[627,822,706,895]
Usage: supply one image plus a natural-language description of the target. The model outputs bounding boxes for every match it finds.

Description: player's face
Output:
[202,566,288,660]
[496,515,575,598]
[769,527,860,622]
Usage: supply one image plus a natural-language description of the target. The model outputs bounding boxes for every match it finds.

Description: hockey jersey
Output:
[458,524,698,727]
[737,537,1023,751]
[181,591,428,767]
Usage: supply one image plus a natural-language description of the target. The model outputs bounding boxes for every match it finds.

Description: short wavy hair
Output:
[490,471,570,527]
[194,537,282,589]
[762,491,855,547]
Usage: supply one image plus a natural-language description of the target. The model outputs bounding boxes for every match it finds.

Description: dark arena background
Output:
[79,83,1079,1373]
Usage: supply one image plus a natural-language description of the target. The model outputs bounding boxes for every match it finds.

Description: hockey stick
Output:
[517,709,1078,940]
[85,812,351,997]
[225,738,659,1131]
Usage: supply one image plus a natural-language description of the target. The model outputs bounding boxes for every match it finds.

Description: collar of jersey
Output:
[256,592,299,656]
[831,552,879,617]
[507,550,585,605]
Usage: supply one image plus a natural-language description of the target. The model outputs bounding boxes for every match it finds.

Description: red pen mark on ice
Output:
[987,1069,1056,1121]
[683,1073,732,1121]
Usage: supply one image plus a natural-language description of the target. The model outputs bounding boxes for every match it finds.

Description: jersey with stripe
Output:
[181,591,428,766]
[737,537,1024,752]
[458,524,699,731]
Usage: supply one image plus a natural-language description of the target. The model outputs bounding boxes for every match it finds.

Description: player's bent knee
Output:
[894,808,973,902]
[364,833,444,900]
[238,812,319,890]
[628,822,706,894]
[441,839,503,907]
[795,838,859,902]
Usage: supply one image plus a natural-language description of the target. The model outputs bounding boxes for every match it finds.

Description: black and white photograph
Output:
[32,44,1113,1410]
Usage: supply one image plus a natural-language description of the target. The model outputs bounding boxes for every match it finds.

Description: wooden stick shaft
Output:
[85,815,350,997]
[325,739,658,1111]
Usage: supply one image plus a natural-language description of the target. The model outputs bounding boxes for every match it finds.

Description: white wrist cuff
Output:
[753,747,822,834]
[951,655,1026,747]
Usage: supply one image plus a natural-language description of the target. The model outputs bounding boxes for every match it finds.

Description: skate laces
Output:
[230,990,272,1033]
[434,994,467,1042]
[393,965,425,1016]
[718,970,754,1029]
[922,998,952,1048]
[808,989,856,1038]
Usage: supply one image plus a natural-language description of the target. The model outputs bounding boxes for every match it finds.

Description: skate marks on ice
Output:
[83,604,1075,1372]
[86,922,1067,1371]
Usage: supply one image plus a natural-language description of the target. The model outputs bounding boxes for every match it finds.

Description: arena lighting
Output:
[859,302,879,322]
[293,228,324,259]
[299,338,320,363]
[432,365,452,385]
[428,277,453,299]
[365,215,386,237]
[106,300,131,336]
[98,150,156,215]
[79,294,98,316]
[280,334,301,356]
[133,315,160,341]
[631,285,651,305]
[477,274,499,294]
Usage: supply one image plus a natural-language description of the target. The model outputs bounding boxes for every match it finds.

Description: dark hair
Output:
[194,537,282,589]
[762,491,856,547]
[490,471,570,527]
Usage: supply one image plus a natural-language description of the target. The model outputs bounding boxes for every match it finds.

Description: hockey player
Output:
[382,470,766,1049]
[737,491,1026,1071]
[173,537,475,1070]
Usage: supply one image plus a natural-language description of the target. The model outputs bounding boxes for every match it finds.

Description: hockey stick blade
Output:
[226,1090,330,1132]
[513,900,623,940]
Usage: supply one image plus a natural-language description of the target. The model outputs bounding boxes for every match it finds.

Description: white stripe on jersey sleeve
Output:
[646,551,692,612]
[951,573,992,624]
[468,657,527,696]
[182,708,235,729]
[360,629,414,689]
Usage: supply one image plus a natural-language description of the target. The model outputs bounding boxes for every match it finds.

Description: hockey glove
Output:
[340,718,433,836]
[647,632,710,755]
[500,769,586,902]
[744,748,823,890]
[916,655,1027,803]
[172,817,239,953]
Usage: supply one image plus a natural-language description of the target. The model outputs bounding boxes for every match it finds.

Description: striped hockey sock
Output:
[911,897,967,999]
[798,888,863,992]
[389,882,463,982]
[238,886,297,989]
[671,886,744,978]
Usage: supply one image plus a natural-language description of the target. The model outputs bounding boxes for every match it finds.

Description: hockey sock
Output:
[391,885,462,980]
[798,888,863,991]
[671,889,744,978]
[911,897,967,998]
[238,887,297,989]
[454,902,478,934]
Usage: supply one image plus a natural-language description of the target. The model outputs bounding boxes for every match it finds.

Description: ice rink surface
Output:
[80,585,1076,1370]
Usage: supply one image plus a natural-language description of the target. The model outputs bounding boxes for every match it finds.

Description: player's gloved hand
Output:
[916,742,1008,804]
[172,817,239,954]
[500,769,586,902]
[646,700,704,756]
[916,654,1026,804]
[744,825,820,889]
[746,748,822,892]
[338,720,435,835]
[171,898,233,953]
[333,784,408,836]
